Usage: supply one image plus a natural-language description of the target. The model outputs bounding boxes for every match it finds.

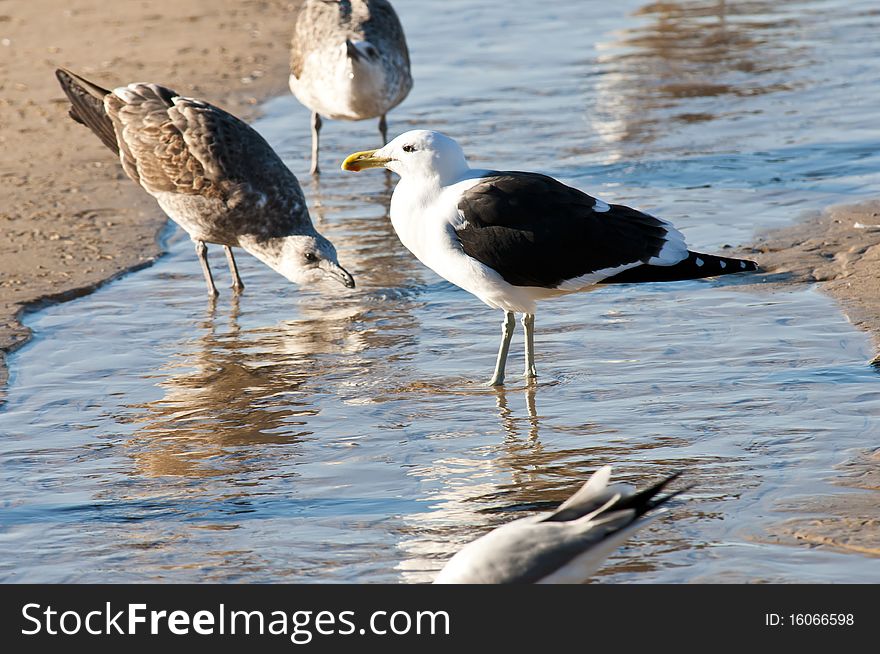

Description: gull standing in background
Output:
[343,130,758,385]
[290,0,412,175]
[434,466,686,584]
[56,69,354,298]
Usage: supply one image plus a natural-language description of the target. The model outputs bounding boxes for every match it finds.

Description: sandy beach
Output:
[0,0,302,390]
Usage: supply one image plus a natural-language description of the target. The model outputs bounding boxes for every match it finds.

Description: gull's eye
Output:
[402,144,416,153]
[366,46,378,57]
[304,252,318,263]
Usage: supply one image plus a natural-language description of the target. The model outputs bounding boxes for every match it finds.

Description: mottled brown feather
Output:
[57,71,314,245]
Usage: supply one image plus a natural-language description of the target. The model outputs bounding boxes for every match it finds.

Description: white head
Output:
[341,130,470,185]
[342,38,386,91]
[241,233,355,289]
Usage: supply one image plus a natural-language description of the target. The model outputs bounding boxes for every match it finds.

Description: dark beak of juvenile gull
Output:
[321,260,356,289]
[341,149,391,172]
[345,39,363,62]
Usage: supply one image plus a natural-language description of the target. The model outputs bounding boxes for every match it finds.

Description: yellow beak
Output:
[341,149,391,172]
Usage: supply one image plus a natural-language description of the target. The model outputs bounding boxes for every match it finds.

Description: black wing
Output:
[455,172,676,288]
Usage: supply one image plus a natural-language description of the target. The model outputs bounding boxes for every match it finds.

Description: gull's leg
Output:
[195,240,218,298]
[224,245,244,293]
[378,114,388,144]
[522,313,537,379]
[310,111,322,176]
[488,311,516,386]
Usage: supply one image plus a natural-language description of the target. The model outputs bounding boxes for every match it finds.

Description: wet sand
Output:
[763,448,880,558]
[745,200,880,362]
[0,0,301,391]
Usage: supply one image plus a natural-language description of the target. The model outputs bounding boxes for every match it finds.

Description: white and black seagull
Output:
[290,0,412,175]
[434,466,685,584]
[56,68,355,298]
[343,130,758,385]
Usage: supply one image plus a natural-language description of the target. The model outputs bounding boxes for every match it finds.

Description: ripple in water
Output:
[1,0,880,583]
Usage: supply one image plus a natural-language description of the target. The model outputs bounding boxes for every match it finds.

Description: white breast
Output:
[389,176,552,314]
[290,48,391,120]
[389,178,473,283]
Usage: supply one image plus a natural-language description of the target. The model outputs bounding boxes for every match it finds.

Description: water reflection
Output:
[392,385,595,582]
[392,378,741,583]
[496,384,539,437]
[590,0,806,153]
[124,299,316,479]
[393,385,551,583]
[121,169,424,481]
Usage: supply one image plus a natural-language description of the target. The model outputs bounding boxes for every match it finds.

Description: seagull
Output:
[434,466,685,584]
[56,68,355,298]
[343,130,759,385]
[290,0,412,175]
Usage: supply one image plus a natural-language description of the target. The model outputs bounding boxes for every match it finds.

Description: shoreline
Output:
[743,199,880,362]
[0,0,302,396]
[740,200,880,559]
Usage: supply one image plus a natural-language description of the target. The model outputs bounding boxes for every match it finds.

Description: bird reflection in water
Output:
[123,296,320,480]
[494,384,542,471]
[390,377,734,583]
[488,384,611,511]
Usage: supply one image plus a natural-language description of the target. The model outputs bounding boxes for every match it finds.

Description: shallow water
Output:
[2,0,880,582]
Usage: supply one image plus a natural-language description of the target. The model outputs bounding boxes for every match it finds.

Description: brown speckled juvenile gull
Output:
[55,68,355,298]
[434,467,686,584]
[290,0,412,174]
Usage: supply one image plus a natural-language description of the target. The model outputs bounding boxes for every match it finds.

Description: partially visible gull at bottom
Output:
[433,466,686,584]
[56,68,354,299]
[343,130,758,385]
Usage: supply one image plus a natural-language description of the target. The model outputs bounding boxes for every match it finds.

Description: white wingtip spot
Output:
[593,198,611,213]
[113,86,138,102]
[719,260,727,269]
[695,257,704,267]
[740,260,747,269]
